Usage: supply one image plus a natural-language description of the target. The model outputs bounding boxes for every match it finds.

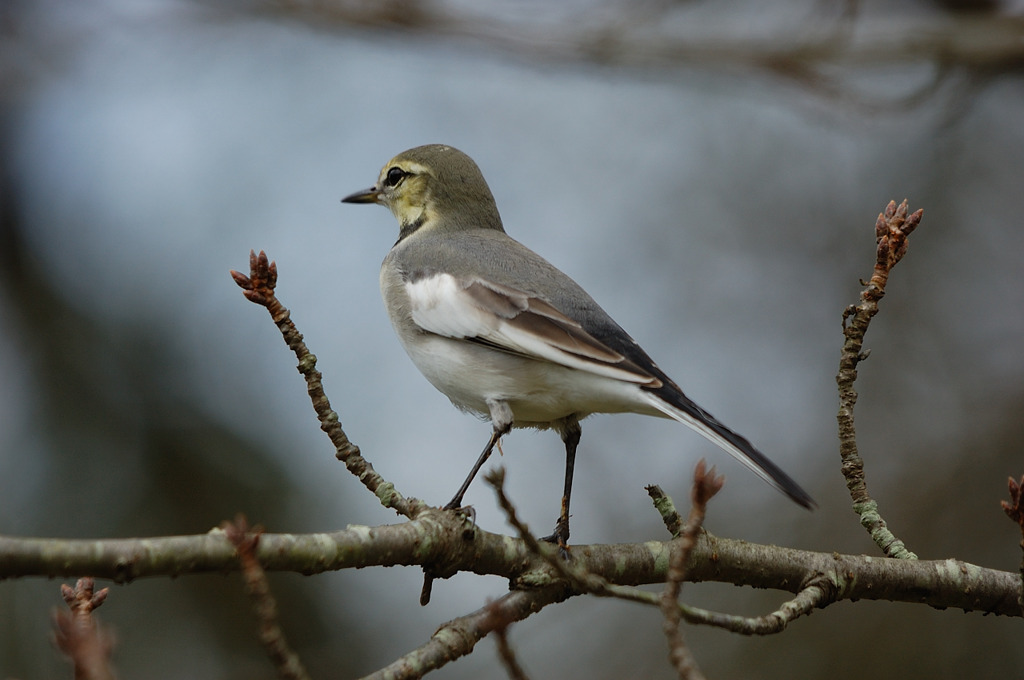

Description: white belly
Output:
[401,332,658,428]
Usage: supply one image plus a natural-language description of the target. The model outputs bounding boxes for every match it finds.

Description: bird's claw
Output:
[541,524,572,561]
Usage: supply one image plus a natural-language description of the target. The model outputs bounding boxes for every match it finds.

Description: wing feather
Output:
[406,273,660,386]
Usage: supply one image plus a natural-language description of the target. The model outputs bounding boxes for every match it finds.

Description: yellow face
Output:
[342,156,437,231]
[342,144,502,236]
[373,157,436,228]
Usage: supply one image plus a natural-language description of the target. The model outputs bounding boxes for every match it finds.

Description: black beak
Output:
[341,187,380,204]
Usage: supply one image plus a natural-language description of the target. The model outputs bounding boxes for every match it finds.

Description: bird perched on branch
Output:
[342,144,814,549]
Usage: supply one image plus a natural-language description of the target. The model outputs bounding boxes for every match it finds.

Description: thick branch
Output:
[1,524,1016,617]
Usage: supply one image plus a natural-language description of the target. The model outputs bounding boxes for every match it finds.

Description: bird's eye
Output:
[384,167,407,187]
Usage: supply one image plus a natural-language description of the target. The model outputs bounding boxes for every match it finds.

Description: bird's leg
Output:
[444,416,512,510]
[543,418,581,552]
[428,416,510,610]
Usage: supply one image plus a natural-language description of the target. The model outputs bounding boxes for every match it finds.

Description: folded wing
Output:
[406,273,661,387]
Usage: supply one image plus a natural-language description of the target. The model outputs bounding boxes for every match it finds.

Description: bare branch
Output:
[836,200,923,560]
[482,599,532,680]
[2,519,1018,616]
[486,468,824,639]
[231,250,427,519]
[1001,474,1024,615]
[646,484,684,538]
[486,466,631,609]
[54,578,117,680]
[673,580,830,635]
[220,2,1024,113]
[224,516,311,680]
[361,586,570,680]
[660,460,723,679]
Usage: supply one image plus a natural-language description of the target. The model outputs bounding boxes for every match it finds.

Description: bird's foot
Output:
[441,502,477,542]
[442,500,476,521]
[541,519,572,561]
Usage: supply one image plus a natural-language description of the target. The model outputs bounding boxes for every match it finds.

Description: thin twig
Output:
[482,599,532,680]
[674,580,830,635]
[230,250,426,519]
[493,629,530,680]
[361,586,570,680]
[660,460,724,680]
[836,200,922,559]
[1000,474,1024,615]
[486,466,826,643]
[646,485,684,538]
[54,578,116,680]
[224,515,311,680]
[485,467,614,594]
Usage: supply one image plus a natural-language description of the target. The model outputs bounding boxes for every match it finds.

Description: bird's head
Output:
[342,144,504,238]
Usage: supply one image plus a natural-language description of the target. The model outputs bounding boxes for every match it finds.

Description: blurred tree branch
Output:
[53,578,116,680]
[4,2,1022,115]
[224,516,311,680]
[239,0,1024,109]
[247,0,1024,69]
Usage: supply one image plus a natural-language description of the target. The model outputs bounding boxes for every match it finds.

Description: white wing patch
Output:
[406,273,659,386]
[406,273,497,338]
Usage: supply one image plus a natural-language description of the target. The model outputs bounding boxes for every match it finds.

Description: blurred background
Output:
[2,1,1023,678]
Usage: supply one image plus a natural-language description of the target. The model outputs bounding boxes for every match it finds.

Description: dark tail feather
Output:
[641,388,816,509]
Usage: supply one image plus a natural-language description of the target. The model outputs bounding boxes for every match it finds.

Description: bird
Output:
[342,144,814,549]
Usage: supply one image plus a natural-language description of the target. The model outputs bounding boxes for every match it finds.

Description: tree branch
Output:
[1001,475,1024,615]
[53,578,116,680]
[659,461,722,680]
[836,200,922,560]
[231,250,427,520]
[646,484,684,538]
[2,520,1011,616]
[246,3,1024,72]
[224,516,311,680]
[361,585,571,680]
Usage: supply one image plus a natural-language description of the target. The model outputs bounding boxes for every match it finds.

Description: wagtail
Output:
[343,144,814,547]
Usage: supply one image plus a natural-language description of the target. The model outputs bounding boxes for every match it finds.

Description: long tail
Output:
[640,389,816,509]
